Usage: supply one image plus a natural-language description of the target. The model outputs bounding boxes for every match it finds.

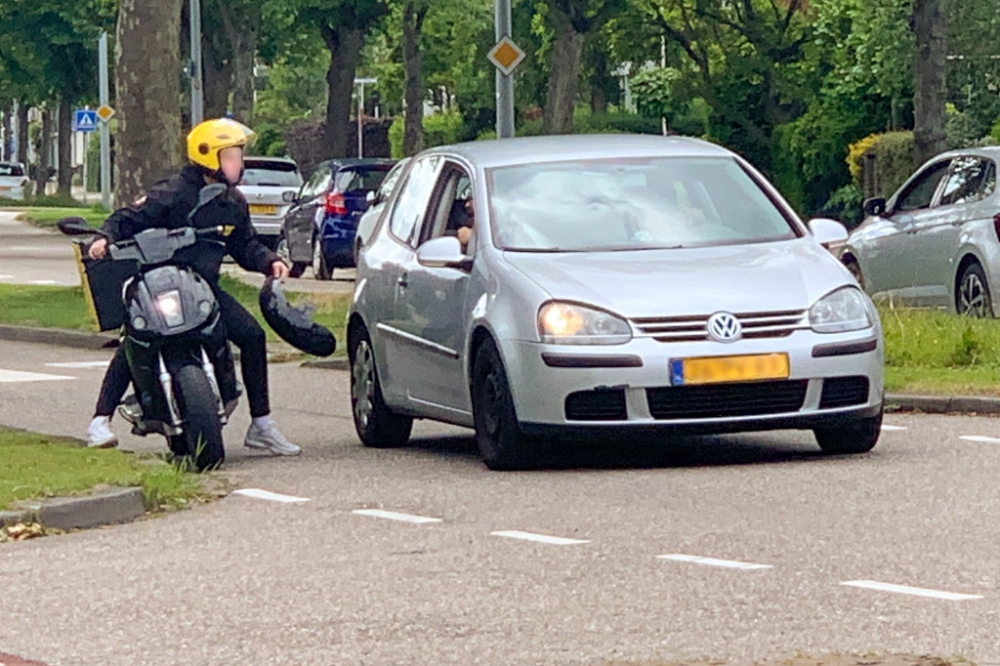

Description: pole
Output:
[495,0,515,139]
[10,100,18,163]
[661,36,668,136]
[82,132,89,205]
[357,81,364,158]
[189,0,204,126]
[99,32,112,210]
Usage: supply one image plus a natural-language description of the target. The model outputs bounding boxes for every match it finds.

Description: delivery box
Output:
[72,242,140,332]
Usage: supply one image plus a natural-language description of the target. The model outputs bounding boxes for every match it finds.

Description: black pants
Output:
[94,290,270,418]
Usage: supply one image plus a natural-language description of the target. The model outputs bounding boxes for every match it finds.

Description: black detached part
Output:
[259,276,336,357]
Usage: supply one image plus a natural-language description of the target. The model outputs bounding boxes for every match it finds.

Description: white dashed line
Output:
[841,580,982,601]
[0,274,12,279]
[233,489,310,504]
[881,425,907,431]
[658,554,773,570]
[0,369,76,383]
[46,361,112,369]
[491,530,590,546]
[960,436,1000,444]
[352,509,443,524]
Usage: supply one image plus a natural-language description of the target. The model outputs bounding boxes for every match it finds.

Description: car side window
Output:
[939,158,996,207]
[387,156,441,246]
[896,161,950,213]
[418,165,475,249]
[301,167,330,200]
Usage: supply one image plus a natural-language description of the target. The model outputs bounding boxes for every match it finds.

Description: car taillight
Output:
[324,192,347,216]
[994,213,1000,242]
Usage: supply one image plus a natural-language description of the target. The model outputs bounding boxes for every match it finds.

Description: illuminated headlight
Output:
[156,291,185,328]
[537,302,632,345]
[809,287,873,334]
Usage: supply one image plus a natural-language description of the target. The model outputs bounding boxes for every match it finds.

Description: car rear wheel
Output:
[276,233,307,279]
[957,262,992,318]
[814,408,882,455]
[350,328,412,448]
[313,236,332,281]
[472,340,535,471]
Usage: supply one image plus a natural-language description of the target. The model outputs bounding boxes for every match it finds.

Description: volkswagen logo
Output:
[707,312,742,343]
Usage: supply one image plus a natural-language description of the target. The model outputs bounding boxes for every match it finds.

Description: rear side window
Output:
[938,157,996,207]
[335,166,393,193]
[301,166,332,200]
[0,164,24,177]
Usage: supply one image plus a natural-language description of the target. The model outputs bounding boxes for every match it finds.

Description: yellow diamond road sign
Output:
[96,105,115,122]
[488,37,526,77]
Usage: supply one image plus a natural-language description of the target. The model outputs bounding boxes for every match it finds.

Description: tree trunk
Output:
[321,25,365,158]
[230,30,256,124]
[912,0,948,167]
[201,13,234,119]
[542,11,585,135]
[1,106,11,161]
[115,0,184,207]
[34,108,53,198]
[402,2,428,157]
[16,104,29,165]
[57,98,73,196]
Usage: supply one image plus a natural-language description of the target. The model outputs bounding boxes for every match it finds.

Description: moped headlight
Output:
[156,290,185,328]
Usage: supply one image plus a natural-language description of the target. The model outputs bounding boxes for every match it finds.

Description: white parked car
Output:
[237,157,303,242]
[0,162,30,201]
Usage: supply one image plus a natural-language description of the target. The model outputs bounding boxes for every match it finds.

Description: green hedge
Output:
[389,112,464,159]
[854,131,915,200]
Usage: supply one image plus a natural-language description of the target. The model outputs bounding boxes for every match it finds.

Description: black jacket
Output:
[99,165,279,283]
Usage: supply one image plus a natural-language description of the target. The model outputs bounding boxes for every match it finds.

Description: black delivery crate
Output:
[72,242,139,332]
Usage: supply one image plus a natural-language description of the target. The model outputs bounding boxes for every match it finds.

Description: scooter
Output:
[59,185,239,471]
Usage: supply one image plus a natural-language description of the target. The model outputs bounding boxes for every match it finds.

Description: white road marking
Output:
[841,580,982,601]
[881,425,907,431]
[352,509,442,524]
[46,361,111,369]
[0,274,12,279]
[233,489,310,504]
[491,530,590,546]
[0,369,76,383]
[29,280,58,285]
[658,554,773,570]
[960,436,1000,444]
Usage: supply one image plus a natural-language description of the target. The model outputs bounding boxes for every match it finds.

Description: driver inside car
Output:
[85,118,300,459]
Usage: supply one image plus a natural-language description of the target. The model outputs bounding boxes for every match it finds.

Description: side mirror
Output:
[282,190,297,204]
[863,197,887,218]
[808,218,849,247]
[57,217,98,236]
[416,236,472,271]
[366,190,376,206]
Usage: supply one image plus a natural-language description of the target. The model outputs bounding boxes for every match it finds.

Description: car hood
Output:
[502,240,853,318]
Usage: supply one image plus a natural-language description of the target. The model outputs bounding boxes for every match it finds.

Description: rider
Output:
[85,118,300,457]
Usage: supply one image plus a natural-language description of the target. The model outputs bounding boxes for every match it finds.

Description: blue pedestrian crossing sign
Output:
[73,109,98,133]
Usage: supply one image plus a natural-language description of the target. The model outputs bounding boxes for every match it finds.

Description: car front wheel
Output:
[471,340,535,470]
[276,233,307,279]
[350,328,412,448]
[814,408,882,455]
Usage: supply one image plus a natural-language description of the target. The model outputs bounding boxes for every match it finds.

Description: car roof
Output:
[244,156,297,165]
[322,158,396,170]
[925,146,1000,163]
[422,134,734,169]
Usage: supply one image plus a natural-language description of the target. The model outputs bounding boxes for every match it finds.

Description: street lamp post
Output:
[189,0,204,126]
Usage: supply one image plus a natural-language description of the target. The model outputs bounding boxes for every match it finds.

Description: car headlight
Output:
[537,302,632,345]
[156,290,185,328]
[809,287,872,334]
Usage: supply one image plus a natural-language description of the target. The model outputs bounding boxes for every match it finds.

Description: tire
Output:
[313,236,332,281]
[276,233,307,279]
[471,340,534,470]
[174,364,225,472]
[350,327,412,448]
[957,262,993,318]
[814,408,882,455]
[353,239,362,267]
[843,258,864,290]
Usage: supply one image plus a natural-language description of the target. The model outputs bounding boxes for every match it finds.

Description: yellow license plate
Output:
[248,204,277,215]
[671,353,790,386]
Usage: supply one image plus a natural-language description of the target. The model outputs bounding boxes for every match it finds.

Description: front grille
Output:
[631,310,808,343]
[646,380,808,420]
[820,376,870,409]
[565,389,628,421]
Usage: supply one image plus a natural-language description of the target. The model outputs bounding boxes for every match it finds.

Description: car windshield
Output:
[487,157,799,252]
[242,161,301,187]
[0,164,24,177]
[335,166,392,193]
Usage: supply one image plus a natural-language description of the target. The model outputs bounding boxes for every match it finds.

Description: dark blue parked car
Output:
[279,159,396,280]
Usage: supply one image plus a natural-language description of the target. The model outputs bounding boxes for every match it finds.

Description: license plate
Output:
[670,353,790,386]
[248,204,277,215]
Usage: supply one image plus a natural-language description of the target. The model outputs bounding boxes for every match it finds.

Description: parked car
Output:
[841,148,999,317]
[0,162,29,201]
[237,157,302,245]
[355,157,411,264]
[281,158,395,280]
[348,135,884,470]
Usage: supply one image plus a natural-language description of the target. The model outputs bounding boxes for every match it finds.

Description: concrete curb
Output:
[301,357,349,371]
[886,393,1000,416]
[1,486,145,531]
[0,324,118,350]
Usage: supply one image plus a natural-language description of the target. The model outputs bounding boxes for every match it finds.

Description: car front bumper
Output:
[501,329,884,433]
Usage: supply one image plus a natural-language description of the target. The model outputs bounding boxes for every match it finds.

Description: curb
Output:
[1,486,145,531]
[301,357,349,371]
[886,393,1000,416]
[0,324,118,350]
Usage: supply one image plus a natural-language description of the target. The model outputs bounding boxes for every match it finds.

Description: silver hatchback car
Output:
[349,135,884,470]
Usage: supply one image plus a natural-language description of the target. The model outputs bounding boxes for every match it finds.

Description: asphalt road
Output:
[2,339,1000,665]
[0,211,81,287]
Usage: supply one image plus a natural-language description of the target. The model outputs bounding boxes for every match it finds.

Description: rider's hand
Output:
[457,226,472,246]
[271,260,290,282]
[89,238,108,260]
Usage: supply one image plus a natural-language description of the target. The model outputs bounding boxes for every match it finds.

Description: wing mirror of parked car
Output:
[808,218,849,248]
[283,190,297,204]
[366,190,377,206]
[863,197,887,218]
[416,236,473,271]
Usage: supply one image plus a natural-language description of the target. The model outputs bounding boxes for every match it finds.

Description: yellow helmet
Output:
[186,118,257,172]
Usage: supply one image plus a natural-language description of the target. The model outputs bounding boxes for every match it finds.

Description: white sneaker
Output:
[87,417,118,449]
[245,420,301,457]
